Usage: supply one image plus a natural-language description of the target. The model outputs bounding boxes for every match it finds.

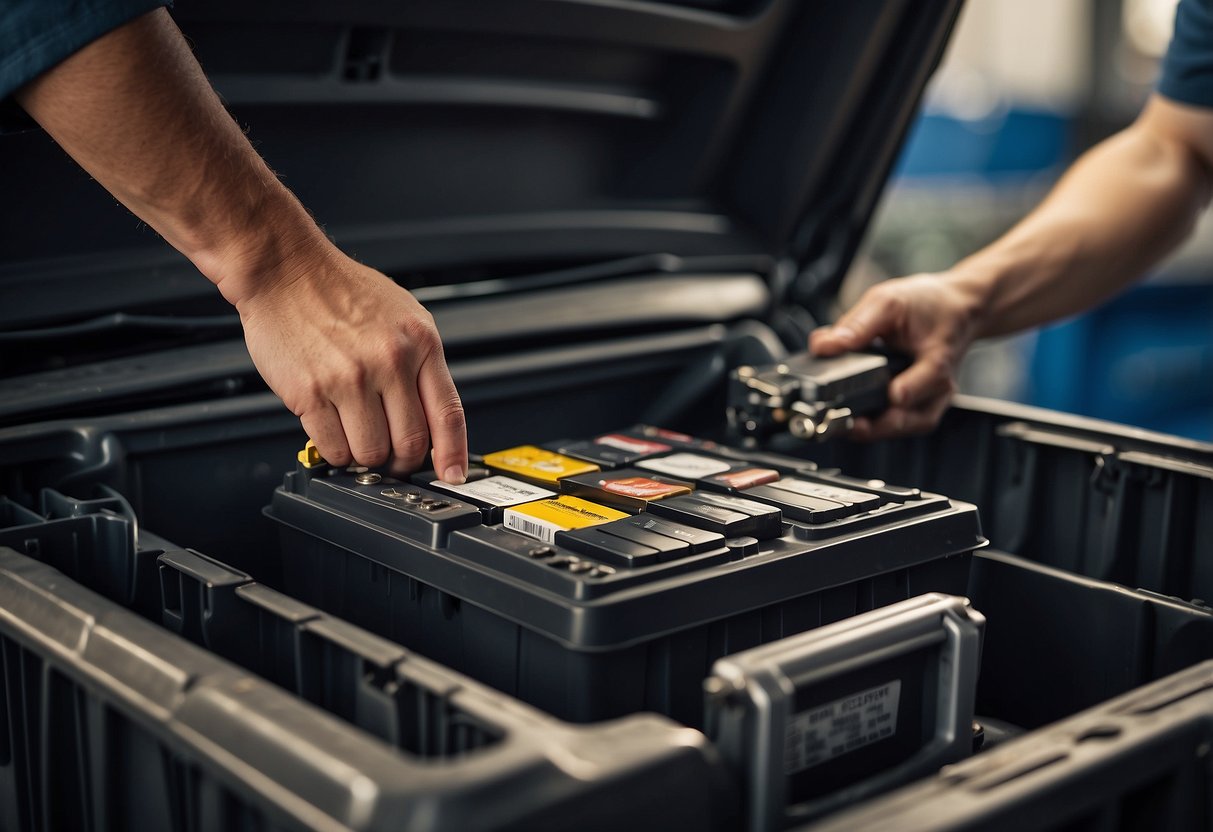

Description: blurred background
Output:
[852,0,1213,440]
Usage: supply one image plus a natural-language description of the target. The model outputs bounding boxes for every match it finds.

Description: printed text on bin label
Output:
[783,680,901,774]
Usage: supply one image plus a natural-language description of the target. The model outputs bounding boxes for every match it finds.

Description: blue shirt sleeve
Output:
[0,0,170,130]
[1159,0,1213,107]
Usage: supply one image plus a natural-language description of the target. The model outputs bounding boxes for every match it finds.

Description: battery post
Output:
[297,439,326,469]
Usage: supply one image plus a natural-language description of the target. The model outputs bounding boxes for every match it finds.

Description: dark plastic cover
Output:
[2,0,962,327]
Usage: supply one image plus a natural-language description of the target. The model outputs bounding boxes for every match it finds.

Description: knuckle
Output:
[346,362,368,389]
[393,428,431,462]
[351,442,391,467]
[290,384,326,417]
[433,397,466,433]
[866,283,896,309]
[317,441,352,466]
[402,314,441,351]
[379,336,411,372]
[922,353,951,381]
[322,357,364,391]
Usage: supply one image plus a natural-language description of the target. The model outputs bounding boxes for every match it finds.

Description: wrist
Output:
[189,189,335,309]
[941,256,1006,341]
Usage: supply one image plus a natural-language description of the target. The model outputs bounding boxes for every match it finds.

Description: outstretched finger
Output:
[416,350,467,484]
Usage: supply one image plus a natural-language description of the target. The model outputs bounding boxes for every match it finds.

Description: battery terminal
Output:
[297,440,325,469]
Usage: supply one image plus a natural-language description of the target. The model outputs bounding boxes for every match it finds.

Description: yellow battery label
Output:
[503,496,628,543]
[483,445,600,484]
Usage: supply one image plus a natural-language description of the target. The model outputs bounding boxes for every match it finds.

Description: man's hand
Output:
[233,246,466,479]
[810,275,984,441]
[15,8,468,480]
[811,95,1213,442]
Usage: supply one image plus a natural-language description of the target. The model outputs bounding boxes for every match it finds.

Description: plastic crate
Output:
[966,550,1213,730]
[266,433,982,725]
[805,659,1213,832]
[802,396,1213,603]
[0,494,735,832]
[6,399,1213,829]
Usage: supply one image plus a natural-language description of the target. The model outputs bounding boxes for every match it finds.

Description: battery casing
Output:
[266,431,984,726]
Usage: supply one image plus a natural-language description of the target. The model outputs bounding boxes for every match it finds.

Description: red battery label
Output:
[710,468,781,490]
[599,476,691,500]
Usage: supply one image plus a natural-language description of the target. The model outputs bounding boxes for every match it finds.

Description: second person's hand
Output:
[809,273,985,441]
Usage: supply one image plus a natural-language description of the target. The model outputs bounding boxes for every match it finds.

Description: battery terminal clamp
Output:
[727,351,909,443]
[297,439,326,468]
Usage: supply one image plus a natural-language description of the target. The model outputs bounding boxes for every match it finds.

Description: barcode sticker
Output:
[502,510,562,543]
[784,680,901,774]
[502,496,626,543]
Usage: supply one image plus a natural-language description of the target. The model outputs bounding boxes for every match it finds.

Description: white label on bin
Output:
[432,476,555,507]
[637,453,732,478]
[783,680,901,774]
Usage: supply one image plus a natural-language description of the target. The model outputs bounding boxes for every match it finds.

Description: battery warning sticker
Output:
[431,476,555,507]
[784,680,902,774]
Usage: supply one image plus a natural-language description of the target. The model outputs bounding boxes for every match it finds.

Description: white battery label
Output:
[765,478,878,506]
[784,680,901,774]
[638,453,732,478]
[431,476,555,507]
[502,512,562,544]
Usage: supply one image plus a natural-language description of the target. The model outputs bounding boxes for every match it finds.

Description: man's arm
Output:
[15,7,468,481]
[811,95,1213,440]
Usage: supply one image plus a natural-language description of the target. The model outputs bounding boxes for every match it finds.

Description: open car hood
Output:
[2,0,961,331]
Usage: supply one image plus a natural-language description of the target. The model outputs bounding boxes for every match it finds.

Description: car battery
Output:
[704,593,984,831]
[266,428,984,726]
